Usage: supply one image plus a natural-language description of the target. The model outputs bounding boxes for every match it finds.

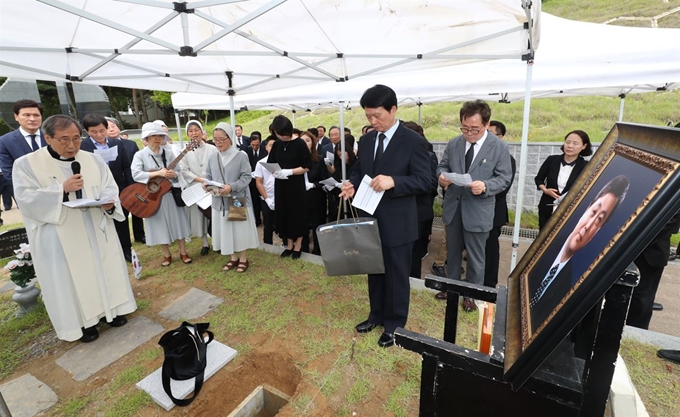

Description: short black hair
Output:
[591,175,629,225]
[13,99,43,116]
[402,121,424,138]
[360,84,397,111]
[42,115,82,138]
[561,130,593,157]
[250,131,262,142]
[317,125,326,131]
[329,126,340,135]
[307,127,319,138]
[460,100,491,125]
[344,127,351,134]
[235,124,243,129]
[82,113,108,131]
[489,120,506,136]
[271,115,293,137]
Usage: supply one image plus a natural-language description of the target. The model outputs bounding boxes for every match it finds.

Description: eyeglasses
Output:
[54,137,83,144]
[459,127,483,135]
[213,137,230,143]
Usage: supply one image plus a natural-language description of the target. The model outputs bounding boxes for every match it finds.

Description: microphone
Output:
[71,161,82,199]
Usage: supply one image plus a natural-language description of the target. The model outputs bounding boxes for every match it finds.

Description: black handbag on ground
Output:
[158,321,214,406]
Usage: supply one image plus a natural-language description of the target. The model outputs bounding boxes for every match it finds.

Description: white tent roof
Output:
[171,13,680,110]
[0,0,538,95]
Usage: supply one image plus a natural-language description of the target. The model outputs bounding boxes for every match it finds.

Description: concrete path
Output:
[0,374,57,417]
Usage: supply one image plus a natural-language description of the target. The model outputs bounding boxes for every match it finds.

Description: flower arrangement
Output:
[5,243,35,288]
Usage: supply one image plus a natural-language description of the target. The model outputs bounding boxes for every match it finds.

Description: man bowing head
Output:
[340,84,435,348]
[13,115,137,343]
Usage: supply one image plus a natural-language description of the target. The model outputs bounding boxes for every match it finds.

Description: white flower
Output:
[17,261,25,267]
[6,260,19,270]
[16,253,25,260]
[19,243,31,254]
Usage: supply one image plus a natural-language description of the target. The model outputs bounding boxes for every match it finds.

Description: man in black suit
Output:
[340,84,434,348]
[234,125,250,150]
[317,125,330,148]
[627,210,680,330]
[529,175,630,330]
[106,117,145,244]
[245,132,267,226]
[80,114,134,262]
[483,121,516,288]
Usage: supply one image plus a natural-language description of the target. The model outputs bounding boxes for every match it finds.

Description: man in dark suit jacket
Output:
[80,114,134,261]
[0,99,46,182]
[340,84,434,348]
[321,126,341,157]
[106,117,145,243]
[437,100,513,311]
[317,125,331,148]
[245,133,267,226]
[234,125,250,151]
[484,121,516,288]
[627,210,680,330]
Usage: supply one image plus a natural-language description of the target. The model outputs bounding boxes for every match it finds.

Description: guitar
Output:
[121,140,200,218]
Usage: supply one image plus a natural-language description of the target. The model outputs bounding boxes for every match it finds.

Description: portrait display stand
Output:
[395,266,638,416]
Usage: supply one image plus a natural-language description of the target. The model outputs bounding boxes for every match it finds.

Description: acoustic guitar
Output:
[121,140,200,218]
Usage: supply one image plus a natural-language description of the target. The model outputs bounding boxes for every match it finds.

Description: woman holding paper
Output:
[301,130,329,255]
[130,122,192,267]
[267,115,312,260]
[179,120,218,256]
[203,122,258,272]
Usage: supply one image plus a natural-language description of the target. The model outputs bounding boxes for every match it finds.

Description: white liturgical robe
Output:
[13,147,136,341]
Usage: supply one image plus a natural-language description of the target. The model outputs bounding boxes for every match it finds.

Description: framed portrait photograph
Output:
[503,123,680,389]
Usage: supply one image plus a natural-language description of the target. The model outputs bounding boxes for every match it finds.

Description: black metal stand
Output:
[395,266,638,416]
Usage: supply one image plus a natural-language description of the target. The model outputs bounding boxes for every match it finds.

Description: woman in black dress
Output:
[327,135,356,221]
[300,130,329,255]
[534,129,592,230]
[267,115,312,259]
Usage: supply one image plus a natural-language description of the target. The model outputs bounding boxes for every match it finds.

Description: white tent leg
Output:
[292,110,296,127]
[339,103,346,181]
[174,110,183,147]
[418,101,422,126]
[229,95,236,137]
[618,94,625,122]
[510,63,534,272]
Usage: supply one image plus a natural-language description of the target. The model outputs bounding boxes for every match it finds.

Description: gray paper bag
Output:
[316,218,385,276]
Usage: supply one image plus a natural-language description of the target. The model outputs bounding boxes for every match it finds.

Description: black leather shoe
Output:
[657,349,680,364]
[124,253,132,263]
[653,302,664,311]
[101,315,128,327]
[200,246,210,256]
[378,332,395,348]
[463,297,477,312]
[431,263,446,277]
[135,237,146,244]
[80,326,99,343]
[280,249,293,258]
[669,252,677,261]
[355,320,379,333]
[291,250,302,260]
[435,291,448,300]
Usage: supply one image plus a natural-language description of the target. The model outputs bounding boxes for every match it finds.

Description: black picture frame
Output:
[503,123,680,389]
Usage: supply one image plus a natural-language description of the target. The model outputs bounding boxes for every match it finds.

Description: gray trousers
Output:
[445,200,489,285]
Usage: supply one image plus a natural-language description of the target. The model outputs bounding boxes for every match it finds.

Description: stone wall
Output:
[431,142,599,214]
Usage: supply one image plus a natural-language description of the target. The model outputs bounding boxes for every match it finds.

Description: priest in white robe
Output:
[13,115,136,343]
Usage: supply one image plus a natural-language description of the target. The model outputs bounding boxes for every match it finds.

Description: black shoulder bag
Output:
[159,150,186,207]
[158,321,214,406]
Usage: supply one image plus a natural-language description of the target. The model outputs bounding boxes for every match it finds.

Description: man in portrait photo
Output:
[529,174,630,330]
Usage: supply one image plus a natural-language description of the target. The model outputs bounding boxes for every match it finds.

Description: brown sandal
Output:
[235,260,249,273]
[161,256,172,267]
[222,260,238,271]
[180,253,192,264]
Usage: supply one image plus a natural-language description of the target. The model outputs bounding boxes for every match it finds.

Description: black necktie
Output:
[29,134,39,151]
[531,265,559,307]
[465,142,476,173]
[374,133,386,170]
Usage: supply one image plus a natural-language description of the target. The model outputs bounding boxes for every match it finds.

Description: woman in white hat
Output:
[131,122,192,266]
[203,122,259,272]
[180,120,218,255]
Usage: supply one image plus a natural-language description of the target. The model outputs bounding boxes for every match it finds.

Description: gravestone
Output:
[0,228,27,259]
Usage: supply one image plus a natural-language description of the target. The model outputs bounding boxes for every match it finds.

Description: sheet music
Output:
[94,146,119,163]
[442,172,473,186]
[351,175,384,215]
[320,177,341,188]
[203,179,225,188]
[260,162,282,174]
[63,198,115,208]
[181,184,210,206]
[197,193,212,210]
[325,151,335,164]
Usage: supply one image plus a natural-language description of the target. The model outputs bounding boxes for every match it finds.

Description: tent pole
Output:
[417,101,422,126]
[618,93,626,122]
[229,95,236,137]
[174,110,183,147]
[339,102,347,217]
[510,62,534,272]
[292,110,296,127]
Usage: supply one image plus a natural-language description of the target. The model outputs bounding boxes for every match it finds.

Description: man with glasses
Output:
[436,100,513,311]
[12,114,136,343]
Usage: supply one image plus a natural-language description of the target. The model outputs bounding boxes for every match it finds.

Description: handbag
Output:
[316,200,385,276]
[170,187,186,207]
[158,321,214,407]
[227,196,247,221]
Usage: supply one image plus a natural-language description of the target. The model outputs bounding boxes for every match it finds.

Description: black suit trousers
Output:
[410,218,433,279]
[368,242,413,334]
[627,255,664,330]
[114,211,132,258]
[483,226,502,288]
[261,203,275,245]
